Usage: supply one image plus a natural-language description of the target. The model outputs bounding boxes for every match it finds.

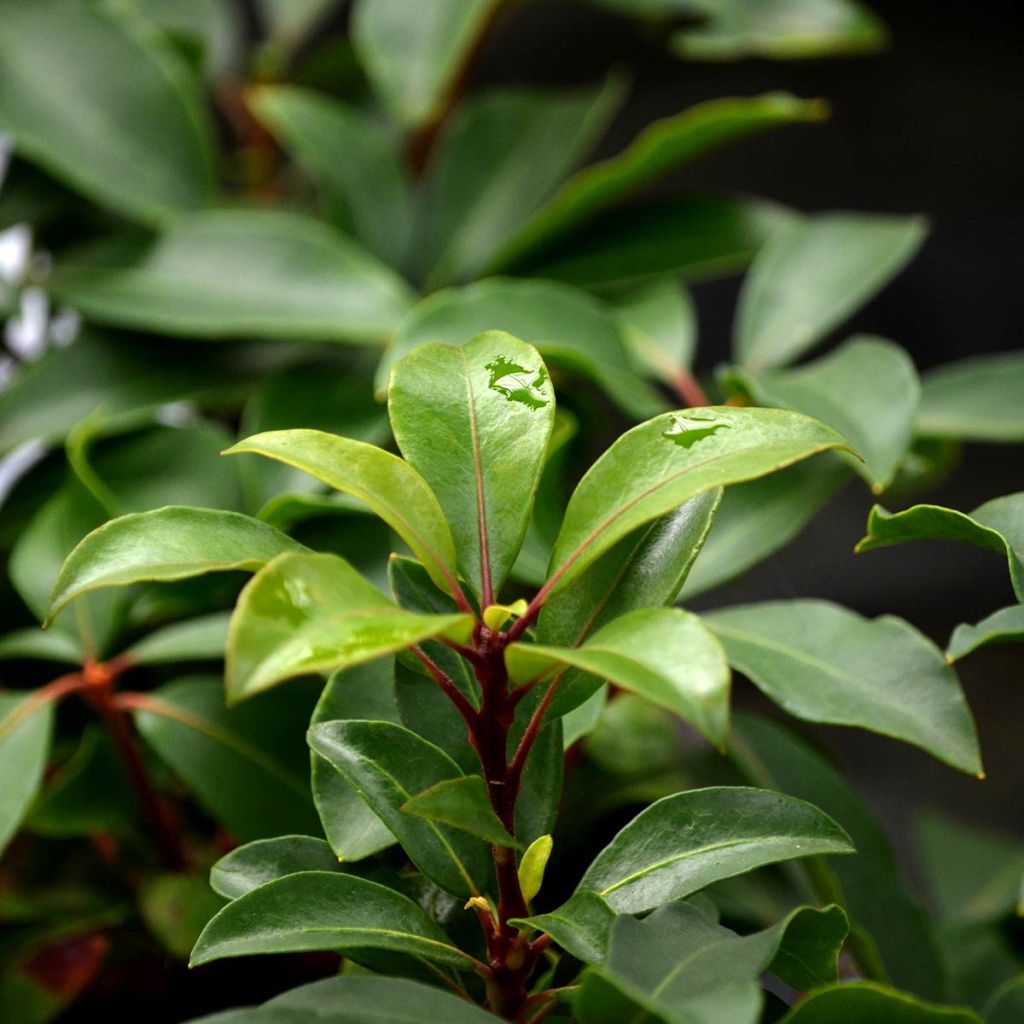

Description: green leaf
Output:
[257,0,336,51]
[917,351,1024,442]
[226,429,461,596]
[47,507,304,624]
[308,720,492,897]
[545,406,847,600]
[249,86,412,268]
[210,836,344,901]
[857,494,1024,601]
[509,608,731,749]
[513,890,617,966]
[778,982,981,1023]
[402,776,517,847]
[526,194,795,288]
[735,213,926,370]
[0,0,216,223]
[50,211,412,343]
[123,612,230,665]
[134,675,320,841]
[680,457,849,598]
[0,692,55,856]
[379,277,663,418]
[574,786,853,913]
[351,0,503,128]
[986,977,1024,1024]
[389,331,554,599]
[733,336,919,492]
[140,873,226,959]
[130,0,242,80]
[420,80,625,285]
[310,663,398,861]
[190,871,478,970]
[0,628,82,665]
[706,599,981,774]
[226,552,473,702]
[947,605,1024,662]
[492,92,825,271]
[518,835,553,904]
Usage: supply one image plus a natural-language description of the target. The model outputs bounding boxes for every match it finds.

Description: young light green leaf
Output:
[575,786,853,913]
[226,552,473,702]
[50,211,412,343]
[379,277,663,419]
[123,612,230,666]
[733,336,920,492]
[226,429,461,597]
[420,80,625,285]
[857,495,1024,601]
[0,692,55,856]
[308,720,492,897]
[917,351,1024,442]
[508,608,731,749]
[544,406,847,600]
[134,675,321,842]
[679,458,850,598]
[513,890,617,967]
[402,776,517,848]
[389,332,554,600]
[492,92,825,272]
[735,213,927,370]
[947,605,1024,662]
[518,835,553,904]
[46,507,305,624]
[778,982,981,1023]
[0,0,216,224]
[351,0,503,128]
[249,86,412,268]
[706,599,981,774]
[190,871,478,970]
[210,836,344,901]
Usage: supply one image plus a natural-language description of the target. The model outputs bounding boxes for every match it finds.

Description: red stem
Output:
[672,369,710,407]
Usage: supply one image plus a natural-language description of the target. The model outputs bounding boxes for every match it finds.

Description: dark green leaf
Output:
[735,213,926,370]
[575,786,852,913]
[389,331,554,599]
[308,720,492,897]
[946,605,1024,662]
[513,890,617,966]
[51,211,412,343]
[190,871,478,970]
[134,675,320,841]
[985,977,1024,1024]
[123,612,230,665]
[227,552,472,702]
[0,628,81,664]
[140,873,226,959]
[0,692,55,855]
[131,0,241,80]
[402,776,517,847]
[211,836,344,901]
[0,0,216,223]
[778,982,980,1023]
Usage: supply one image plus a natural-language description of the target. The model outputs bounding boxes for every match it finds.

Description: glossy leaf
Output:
[226,552,473,701]
[545,406,847,599]
[351,0,503,128]
[857,495,1024,601]
[508,608,731,748]
[389,331,554,599]
[0,0,216,223]
[916,351,1024,442]
[514,890,618,967]
[309,720,492,897]
[134,675,321,841]
[47,507,304,623]
[249,86,412,268]
[778,982,981,1023]
[574,786,853,913]
[210,836,344,901]
[379,277,663,418]
[190,871,477,970]
[0,692,55,856]
[50,211,412,343]
[733,336,919,492]
[310,663,398,861]
[706,599,981,774]
[123,612,230,665]
[402,776,517,847]
[420,81,625,285]
[226,429,460,596]
[493,92,824,271]
[735,213,926,370]
[947,605,1024,661]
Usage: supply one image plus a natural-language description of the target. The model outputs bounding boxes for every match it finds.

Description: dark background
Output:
[474,1,1024,849]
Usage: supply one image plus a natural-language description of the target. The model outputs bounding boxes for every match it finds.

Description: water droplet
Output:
[485,356,549,410]
[662,413,731,449]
